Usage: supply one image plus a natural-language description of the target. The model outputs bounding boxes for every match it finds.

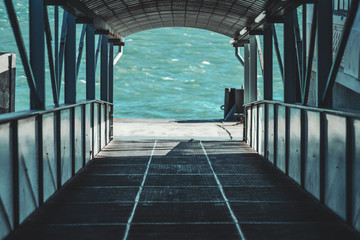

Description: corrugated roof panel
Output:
[62,0,299,38]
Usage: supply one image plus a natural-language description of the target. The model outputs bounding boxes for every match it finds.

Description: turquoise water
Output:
[0,2,284,119]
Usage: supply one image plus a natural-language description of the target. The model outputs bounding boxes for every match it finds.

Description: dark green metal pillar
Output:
[65,13,76,104]
[244,44,250,104]
[317,0,333,107]
[86,25,95,100]
[101,36,109,102]
[109,43,114,103]
[29,0,45,109]
[263,26,273,100]
[284,10,297,103]
[249,37,257,102]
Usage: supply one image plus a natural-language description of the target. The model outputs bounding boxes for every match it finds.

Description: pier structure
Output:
[1,0,360,239]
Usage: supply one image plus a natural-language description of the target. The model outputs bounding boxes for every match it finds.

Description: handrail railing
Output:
[244,100,360,119]
[244,100,360,232]
[0,100,113,239]
[0,100,113,124]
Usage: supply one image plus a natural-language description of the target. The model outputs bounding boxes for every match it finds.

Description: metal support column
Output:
[101,36,109,102]
[29,0,45,109]
[263,26,273,100]
[244,44,250,104]
[249,37,257,102]
[65,13,76,104]
[284,10,297,103]
[86,25,95,100]
[317,0,332,107]
[55,6,59,86]
[109,43,114,103]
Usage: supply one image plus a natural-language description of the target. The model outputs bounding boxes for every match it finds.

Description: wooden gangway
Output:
[6,140,359,240]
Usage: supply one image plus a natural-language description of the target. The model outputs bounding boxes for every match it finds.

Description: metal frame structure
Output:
[242,0,360,233]
[1,0,360,238]
[235,0,359,107]
[0,1,123,238]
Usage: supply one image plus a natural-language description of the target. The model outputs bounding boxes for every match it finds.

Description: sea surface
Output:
[0,1,284,119]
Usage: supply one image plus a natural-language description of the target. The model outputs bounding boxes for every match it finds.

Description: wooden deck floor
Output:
[6,140,360,240]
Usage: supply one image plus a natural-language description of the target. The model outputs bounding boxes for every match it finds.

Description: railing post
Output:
[55,111,61,190]
[82,104,86,166]
[86,25,96,100]
[11,120,19,228]
[65,13,76,104]
[101,36,109,102]
[346,117,353,225]
[91,102,95,159]
[29,0,45,110]
[37,115,44,206]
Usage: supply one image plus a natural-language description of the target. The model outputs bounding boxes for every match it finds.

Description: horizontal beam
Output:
[266,16,284,23]
[249,30,264,35]
[95,29,110,35]
[76,17,93,24]
[45,0,66,6]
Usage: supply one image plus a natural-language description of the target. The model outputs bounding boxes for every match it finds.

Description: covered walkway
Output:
[2,0,360,239]
[6,139,359,240]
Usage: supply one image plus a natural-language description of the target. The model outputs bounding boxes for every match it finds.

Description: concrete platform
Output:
[6,140,360,240]
[113,118,243,141]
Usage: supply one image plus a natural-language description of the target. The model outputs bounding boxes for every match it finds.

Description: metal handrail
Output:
[0,100,113,124]
[244,100,360,119]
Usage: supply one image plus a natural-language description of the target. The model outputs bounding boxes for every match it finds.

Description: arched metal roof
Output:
[61,0,299,39]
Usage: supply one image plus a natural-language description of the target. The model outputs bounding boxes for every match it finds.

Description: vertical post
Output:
[300,109,306,188]
[244,44,250,104]
[86,25,95,100]
[11,120,19,228]
[29,0,45,109]
[346,117,353,225]
[55,6,59,87]
[70,108,75,176]
[317,0,332,107]
[82,105,86,166]
[109,43,114,103]
[302,4,307,92]
[273,104,278,166]
[101,36,109,102]
[249,37,257,102]
[284,10,297,103]
[37,115,43,206]
[263,26,273,100]
[65,13,76,104]
[319,112,326,204]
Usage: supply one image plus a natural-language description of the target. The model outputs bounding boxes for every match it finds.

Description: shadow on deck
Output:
[6,140,360,240]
